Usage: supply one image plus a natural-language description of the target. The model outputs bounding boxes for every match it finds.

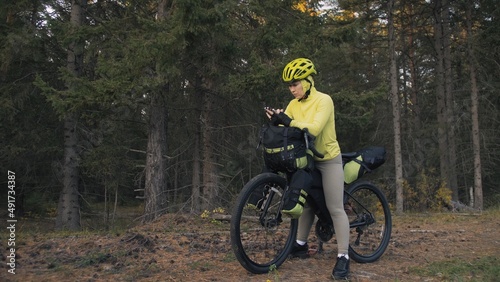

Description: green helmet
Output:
[282,58,317,82]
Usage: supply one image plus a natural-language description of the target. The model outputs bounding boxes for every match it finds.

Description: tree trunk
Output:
[143,90,168,222]
[201,78,219,211]
[142,0,171,223]
[56,115,81,230]
[433,0,451,191]
[442,0,458,199]
[191,133,201,213]
[466,1,483,210]
[406,2,424,175]
[388,0,404,215]
[55,0,86,231]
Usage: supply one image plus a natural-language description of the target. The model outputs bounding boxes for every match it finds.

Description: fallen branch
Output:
[449,201,481,213]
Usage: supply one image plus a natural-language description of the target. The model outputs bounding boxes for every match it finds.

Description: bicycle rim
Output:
[230,173,297,274]
[346,181,392,263]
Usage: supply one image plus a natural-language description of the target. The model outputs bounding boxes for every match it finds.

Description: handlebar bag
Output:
[259,124,308,173]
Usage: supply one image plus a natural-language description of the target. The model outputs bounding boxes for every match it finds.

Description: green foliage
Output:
[23,191,58,217]
[410,256,500,281]
[0,1,64,217]
[2,0,500,221]
[403,169,453,212]
[334,86,387,150]
[268,263,281,282]
[77,252,117,268]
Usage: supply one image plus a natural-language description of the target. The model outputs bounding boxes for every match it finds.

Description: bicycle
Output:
[230,149,392,274]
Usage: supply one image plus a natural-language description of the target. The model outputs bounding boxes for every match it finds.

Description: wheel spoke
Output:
[231,173,297,274]
[346,181,392,263]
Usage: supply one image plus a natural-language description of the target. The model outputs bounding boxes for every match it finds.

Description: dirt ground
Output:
[2,211,499,282]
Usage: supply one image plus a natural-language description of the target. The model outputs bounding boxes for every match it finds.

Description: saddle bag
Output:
[343,146,386,184]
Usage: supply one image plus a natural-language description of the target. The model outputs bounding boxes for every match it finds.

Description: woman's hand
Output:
[265,108,275,119]
[265,108,291,126]
[275,112,291,126]
[265,108,284,118]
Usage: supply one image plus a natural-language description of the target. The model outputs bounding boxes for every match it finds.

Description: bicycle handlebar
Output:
[302,128,325,159]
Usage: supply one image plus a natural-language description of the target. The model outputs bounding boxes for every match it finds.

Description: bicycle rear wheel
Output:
[346,181,392,263]
[230,173,297,274]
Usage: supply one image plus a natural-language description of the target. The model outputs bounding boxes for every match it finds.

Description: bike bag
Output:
[259,124,309,173]
[281,169,312,218]
[343,146,386,184]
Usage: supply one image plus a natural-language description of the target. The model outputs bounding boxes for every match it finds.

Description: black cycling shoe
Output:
[331,256,350,280]
[289,242,309,259]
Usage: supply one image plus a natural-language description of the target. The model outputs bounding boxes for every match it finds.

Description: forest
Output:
[1,0,499,231]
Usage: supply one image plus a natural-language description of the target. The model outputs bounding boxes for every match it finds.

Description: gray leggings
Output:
[296,154,350,254]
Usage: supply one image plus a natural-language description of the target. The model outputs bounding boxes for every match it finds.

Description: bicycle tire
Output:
[345,180,392,263]
[230,173,298,274]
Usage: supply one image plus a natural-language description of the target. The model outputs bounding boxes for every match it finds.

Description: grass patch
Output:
[392,208,500,227]
[188,260,216,272]
[77,252,116,267]
[410,256,500,281]
[222,251,236,263]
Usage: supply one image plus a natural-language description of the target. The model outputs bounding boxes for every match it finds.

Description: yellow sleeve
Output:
[287,95,333,137]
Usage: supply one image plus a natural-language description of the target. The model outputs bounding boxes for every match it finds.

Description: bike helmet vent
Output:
[282,58,317,82]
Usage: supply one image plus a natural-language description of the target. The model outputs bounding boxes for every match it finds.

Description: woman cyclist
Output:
[265,58,350,280]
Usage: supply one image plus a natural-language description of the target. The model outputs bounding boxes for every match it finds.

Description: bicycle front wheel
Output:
[346,181,392,263]
[230,173,297,274]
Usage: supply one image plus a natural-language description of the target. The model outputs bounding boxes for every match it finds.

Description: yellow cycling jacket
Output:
[284,85,341,161]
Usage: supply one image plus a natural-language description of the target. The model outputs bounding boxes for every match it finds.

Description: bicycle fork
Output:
[258,184,286,228]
